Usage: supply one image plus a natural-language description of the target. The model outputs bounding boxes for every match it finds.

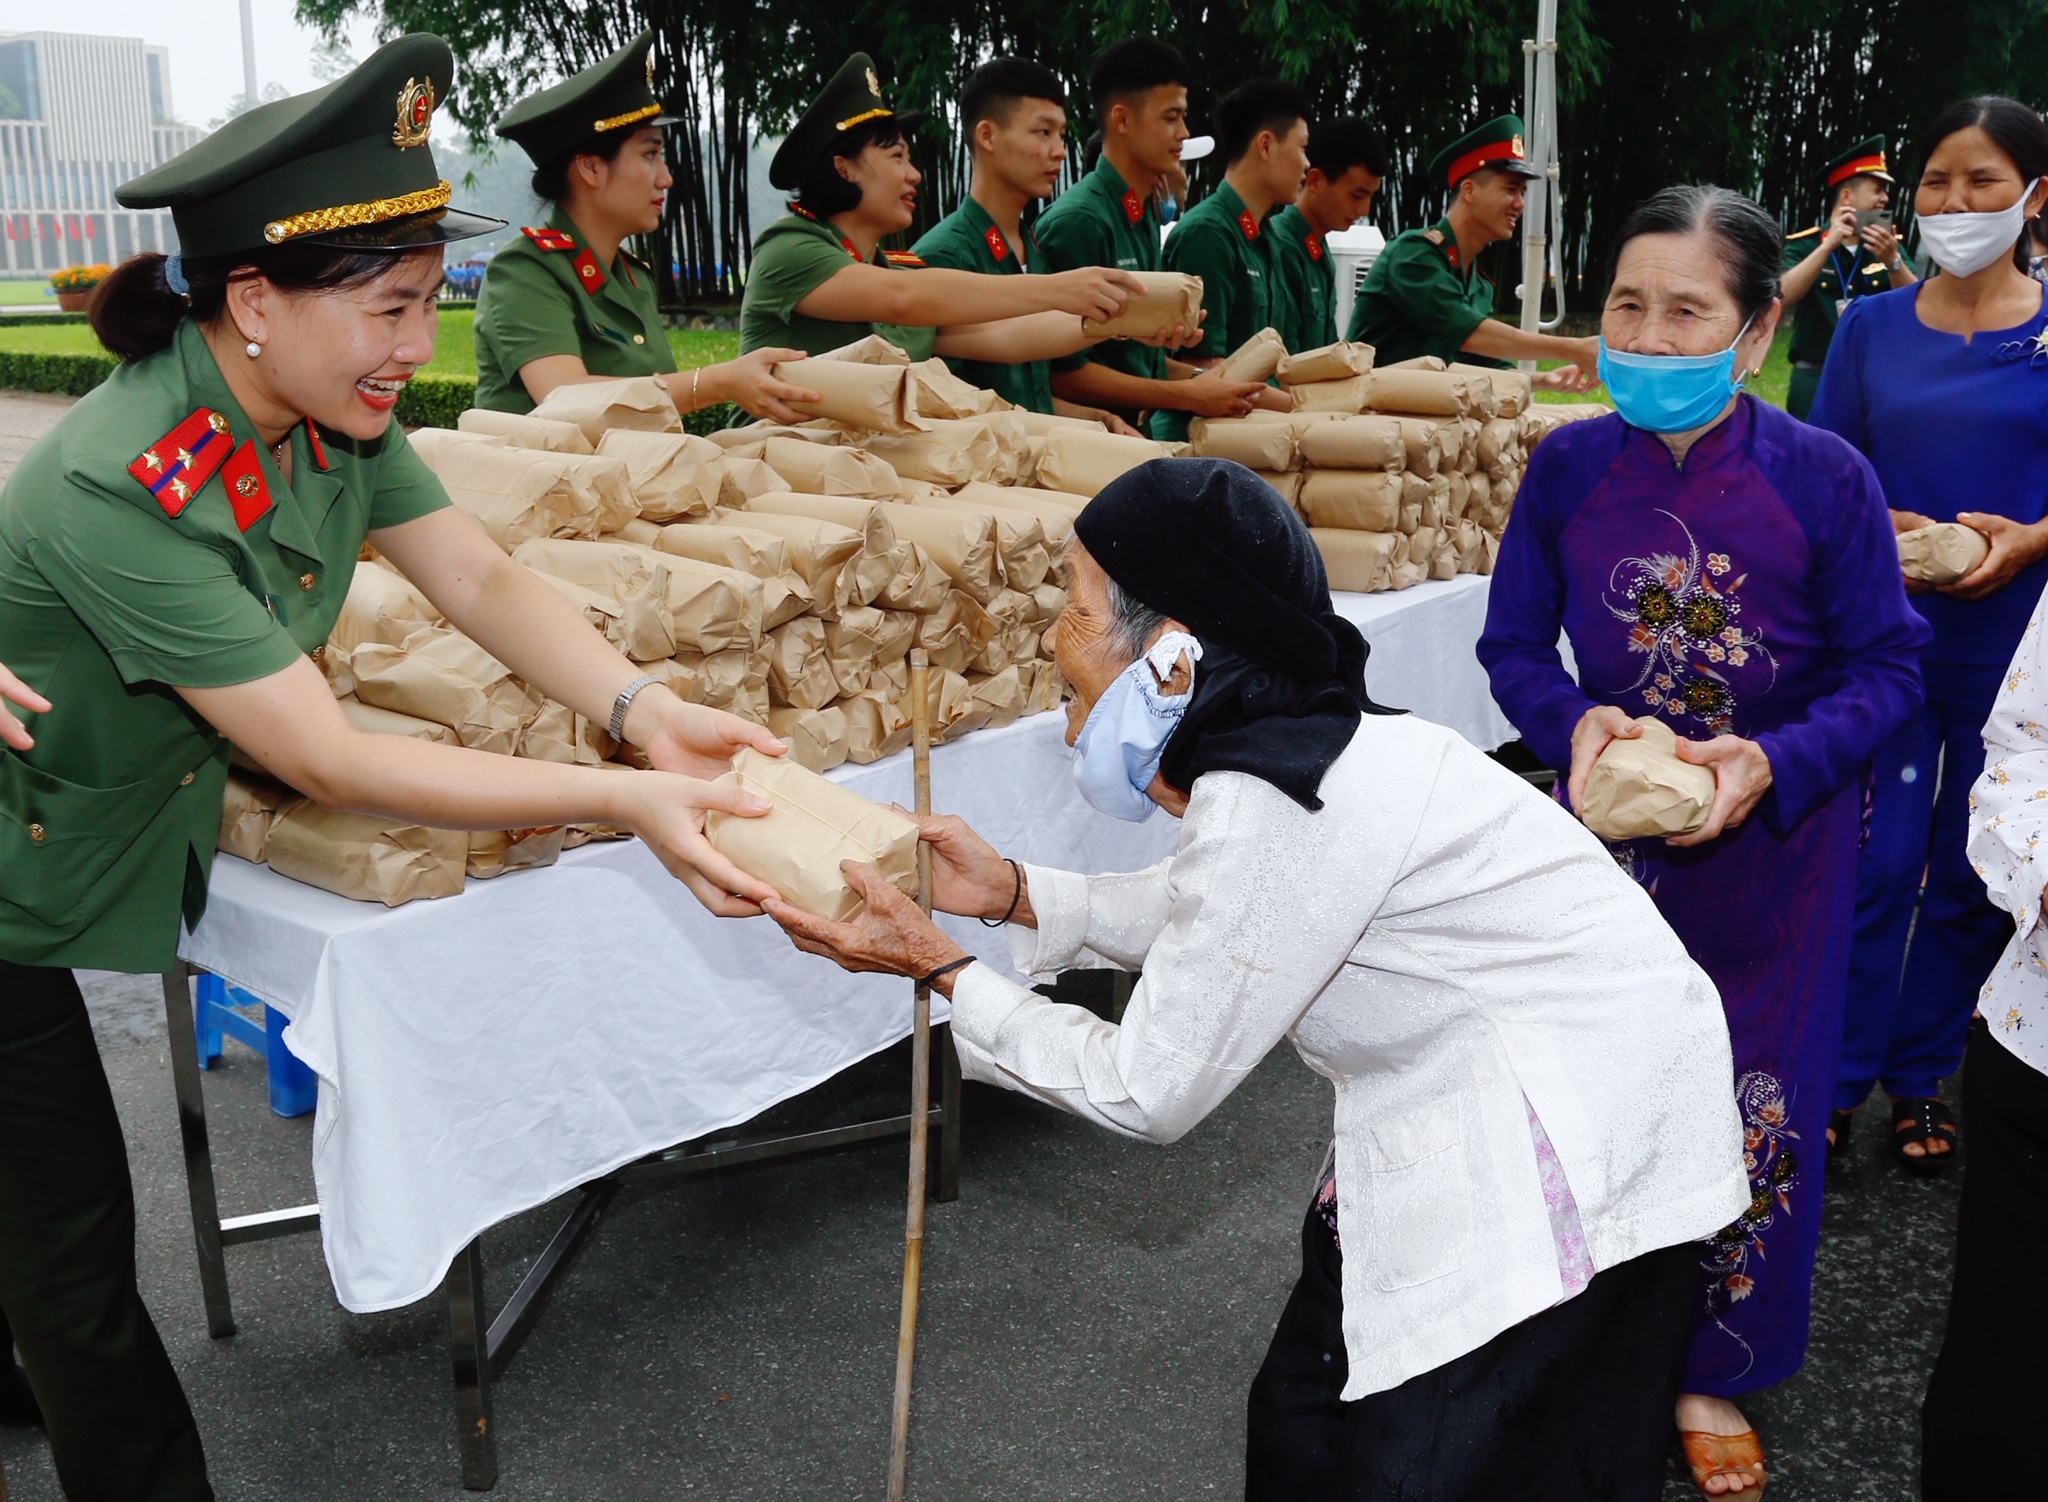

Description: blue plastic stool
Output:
[193,973,318,1118]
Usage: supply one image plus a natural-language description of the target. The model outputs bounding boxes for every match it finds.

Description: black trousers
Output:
[0,962,212,1501]
[1921,1018,2047,1500]
[1245,1206,1696,1502]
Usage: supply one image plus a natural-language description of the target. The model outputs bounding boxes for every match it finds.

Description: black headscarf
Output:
[1072,458,1401,812]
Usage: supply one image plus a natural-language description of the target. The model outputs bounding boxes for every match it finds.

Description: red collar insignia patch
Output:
[571,247,606,292]
[219,441,273,532]
[304,418,329,472]
[129,408,232,518]
[984,225,1008,262]
[1445,245,1460,270]
[521,226,576,252]
[1306,233,1324,261]
[1238,210,1260,242]
[1121,190,1144,224]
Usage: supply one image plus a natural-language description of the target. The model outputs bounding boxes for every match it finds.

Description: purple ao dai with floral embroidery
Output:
[1479,395,1928,1394]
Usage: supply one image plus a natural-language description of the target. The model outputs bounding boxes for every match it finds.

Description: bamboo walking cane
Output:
[887,649,935,1501]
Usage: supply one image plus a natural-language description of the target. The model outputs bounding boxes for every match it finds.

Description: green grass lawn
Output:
[0,281,57,307]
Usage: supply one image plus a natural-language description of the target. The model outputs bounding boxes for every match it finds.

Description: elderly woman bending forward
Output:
[772,460,1747,1502]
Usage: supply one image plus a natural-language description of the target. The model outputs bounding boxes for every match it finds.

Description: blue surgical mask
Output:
[1159,196,1180,224]
[1071,632,1203,823]
[1597,315,1755,434]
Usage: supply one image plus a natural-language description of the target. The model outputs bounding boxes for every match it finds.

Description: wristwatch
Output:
[609,673,660,741]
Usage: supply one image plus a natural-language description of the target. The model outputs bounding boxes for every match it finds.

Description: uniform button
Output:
[180,772,196,787]
[299,572,317,591]
[311,645,326,665]
[27,823,45,843]
[632,334,646,345]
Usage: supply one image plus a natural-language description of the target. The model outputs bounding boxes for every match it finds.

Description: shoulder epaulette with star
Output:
[127,408,235,520]
[1421,227,1444,244]
[521,226,577,252]
[882,250,926,268]
[1786,226,1821,241]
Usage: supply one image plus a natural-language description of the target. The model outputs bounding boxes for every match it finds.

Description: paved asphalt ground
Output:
[0,393,1960,1499]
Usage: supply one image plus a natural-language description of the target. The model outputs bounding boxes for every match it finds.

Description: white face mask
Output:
[1918,179,2041,277]
[1070,632,1203,823]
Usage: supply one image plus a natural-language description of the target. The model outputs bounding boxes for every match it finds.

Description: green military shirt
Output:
[1267,203,1337,353]
[1034,158,1168,385]
[910,196,1055,413]
[1783,226,1911,369]
[1155,182,1277,441]
[473,206,675,414]
[739,210,939,360]
[0,318,448,970]
[1347,217,1500,368]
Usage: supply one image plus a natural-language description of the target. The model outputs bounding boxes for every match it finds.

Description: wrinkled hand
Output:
[765,862,968,987]
[1051,267,1146,323]
[888,810,1026,921]
[618,770,780,917]
[1566,704,1641,814]
[1176,370,1265,418]
[1942,512,2048,600]
[710,347,821,424]
[0,659,49,752]
[1666,734,1773,848]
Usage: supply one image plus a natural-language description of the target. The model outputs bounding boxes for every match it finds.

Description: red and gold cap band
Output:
[1828,153,1890,187]
[1445,138,1527,187]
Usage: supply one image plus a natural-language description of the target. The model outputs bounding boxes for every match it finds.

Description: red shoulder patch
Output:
[304,418,329,472]
[1238,210,1260,242]
[882,250,926,268]
[128,407,233,519]
[570,247,606,292]
[521,226,576,252]
[219,441,273,532]
[984,225,1008,262]
[1121,189,1144,224]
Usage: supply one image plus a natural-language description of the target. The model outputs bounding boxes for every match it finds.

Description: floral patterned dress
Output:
[1479,396,1928,1395]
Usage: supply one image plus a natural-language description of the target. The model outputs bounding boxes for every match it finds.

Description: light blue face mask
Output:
[1597,315,1755,434]
[1159,196,1180,224]
[1071,632,1203,823]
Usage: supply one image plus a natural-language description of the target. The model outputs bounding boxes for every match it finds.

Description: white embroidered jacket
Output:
[949,711,1748,1400]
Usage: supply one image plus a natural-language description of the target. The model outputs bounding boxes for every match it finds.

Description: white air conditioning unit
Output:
[1328,225,1387,338]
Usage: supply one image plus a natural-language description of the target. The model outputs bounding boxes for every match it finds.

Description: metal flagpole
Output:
[1519,0,1563,365]
[887,649,936,1501]
[238,0,260,113]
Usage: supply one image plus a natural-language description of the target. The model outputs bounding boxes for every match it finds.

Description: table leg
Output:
[934,1021,961,1204]
[161,968,236,1340]
[447,1237,498,1490]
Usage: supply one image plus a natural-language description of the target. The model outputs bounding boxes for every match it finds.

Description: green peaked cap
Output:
[117,33,500,260]
[768,52,926,192]
[496,29,677,167]
[1427,114,1541,188]
[1823,135,1893,188]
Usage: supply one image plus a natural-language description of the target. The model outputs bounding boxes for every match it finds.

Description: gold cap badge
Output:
[393,77,435,149]
[646,49,656,88]
[865,66,881,98]
[1511,133,1525,158]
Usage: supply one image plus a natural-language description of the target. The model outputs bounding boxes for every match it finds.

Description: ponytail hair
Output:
[90,243,421,362]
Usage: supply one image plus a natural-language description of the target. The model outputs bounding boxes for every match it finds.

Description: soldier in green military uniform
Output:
[0,38,789,1496]
[1153,78,1314,440]
[909,59,1142,432]
[1037,38,1265,428]
[1781,135,1917,419]
[740,53,1143,367]
[478,30,817,420]
[1348,115,1599,385]
[1266,118,1388,352]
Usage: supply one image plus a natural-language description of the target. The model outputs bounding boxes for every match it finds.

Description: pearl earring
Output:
[245,341,261,359]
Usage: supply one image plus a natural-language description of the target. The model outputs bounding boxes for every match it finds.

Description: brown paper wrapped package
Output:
[655,646,763,710]
[732,493,899,610]
[908,358,1010,420]
[1298,470,1403,531]
[624,547,766,653]
[1081,270,1203,339]
[518,700,613,766]
[842,691,913,763]
[875,501,1002,603]
[816,333,912,365]
[704,507,866,608]
[706,747,919,920]
[966,666,1026,730]
[1384,417,1445,476]
[817,606,890,697]
[917,496,1051,590]
[1033,429,1170,497]
[773,357,928,435]
[917,590,997,673]
[1311,528,1402,593]
[1027,581,1068,624]
[350,628,540,756]
[716,455,788,508]
[1298,415,1407,471]
[1382,356,1448,372]
[531,375,680,443]
[509,536,677,641]
[1897,523,1990,585]
[862,420,1000,487]
[1276,341,1374,386]
[945,483,1085,546]
[457,408,595,454]
[1364,368,1496,417]
[646,523,808,627]
[767,705,851,774]
[1449,363,1531,418]
[763,436,900,496]
[338,698,462,744]
[765,617,841,710]
[404,430,504,471]
[1289,374,1371,413]
[466,826,569,880]
[1222,327,1288,384]
[219,772,293,863]
[332,562,442,655]
[1188,417,1298,471]
[594,429,724,521]
[416,438,607,549]
[1578,717,1716,840]
[1250,470,1304,508]
[1010,409,1109,437]
[265,803,468,906]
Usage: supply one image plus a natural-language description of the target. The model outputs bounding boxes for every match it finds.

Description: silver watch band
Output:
[608,673,660,742]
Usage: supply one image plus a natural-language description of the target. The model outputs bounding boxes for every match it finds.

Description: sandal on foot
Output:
[1890,1096,1958,1178]
[1681,1429,1768,1495]
[1827,1108,1855,1155]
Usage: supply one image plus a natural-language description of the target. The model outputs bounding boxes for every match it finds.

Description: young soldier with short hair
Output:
[1268,118,1388,352]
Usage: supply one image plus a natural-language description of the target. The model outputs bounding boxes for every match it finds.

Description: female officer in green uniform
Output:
[0,38,784,1497]
[740,53,1153,364]
[477,30,819,419]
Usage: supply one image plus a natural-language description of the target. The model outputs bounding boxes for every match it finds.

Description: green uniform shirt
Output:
[1267,203,1337,353]
[910,197,1055,413]
[473,206,674,414]
[1034,158,1168,385]
[0,319,448,970]
[1347,217,1500,368]
[1155,182,1277,441]
[739,210,939,360]
[1782,226,1910,369]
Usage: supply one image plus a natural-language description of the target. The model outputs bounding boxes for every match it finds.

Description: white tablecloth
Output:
[178,577,1510,1311]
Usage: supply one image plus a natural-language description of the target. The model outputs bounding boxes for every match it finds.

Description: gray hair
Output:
[1611,184,1783,323]
[1102,569,1170,665]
